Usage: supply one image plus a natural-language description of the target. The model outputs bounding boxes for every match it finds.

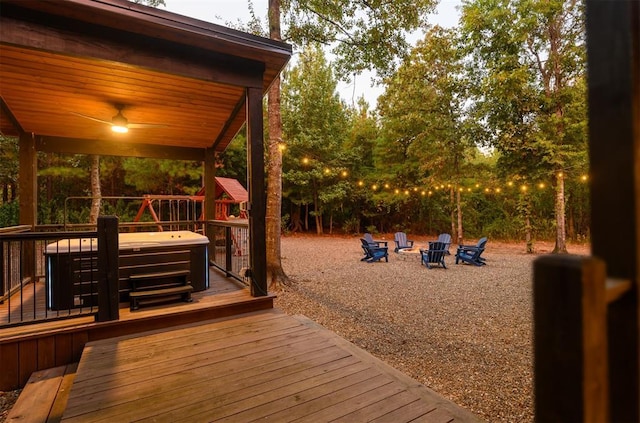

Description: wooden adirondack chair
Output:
[393,232,414,252]
[420,241,448,269]
[360,238,389,263]
[436,233,452,255]
[363,232,388,248]
[455,237,488,266]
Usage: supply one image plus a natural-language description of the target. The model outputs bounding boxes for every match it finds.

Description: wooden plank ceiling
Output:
[0,0,291,157]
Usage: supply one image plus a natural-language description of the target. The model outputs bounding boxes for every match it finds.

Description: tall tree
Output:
[377,26,475,243]
[89,155,101,224]
[460,0,587,253]
[281,45,350,235]
[266,0,437,286]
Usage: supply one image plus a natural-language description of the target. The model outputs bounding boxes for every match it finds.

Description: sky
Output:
[161,0,462,107]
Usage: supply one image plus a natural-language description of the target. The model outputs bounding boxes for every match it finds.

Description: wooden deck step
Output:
[6,363,78,423]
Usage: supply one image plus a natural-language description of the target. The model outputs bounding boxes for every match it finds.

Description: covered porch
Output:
[0,0,289,392]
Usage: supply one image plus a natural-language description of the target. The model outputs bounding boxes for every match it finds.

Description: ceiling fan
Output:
[71,105,166,133]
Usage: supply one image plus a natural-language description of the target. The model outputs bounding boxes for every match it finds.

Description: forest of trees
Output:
[0,0,589,250]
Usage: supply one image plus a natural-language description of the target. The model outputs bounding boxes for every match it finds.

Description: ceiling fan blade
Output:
[70,111,112,125]
[128,123,168,129]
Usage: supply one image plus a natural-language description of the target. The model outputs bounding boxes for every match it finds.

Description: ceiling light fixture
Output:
[110,111,129,133]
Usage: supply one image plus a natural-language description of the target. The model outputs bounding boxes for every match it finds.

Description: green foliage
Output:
[281,45,352,232]
[460,0,588,247]
[0,201,18,227]
[281,0,437,80]
[123,158,202,195]
[0,136,19,203]
[132,0,165,6]
[217,135,248,184]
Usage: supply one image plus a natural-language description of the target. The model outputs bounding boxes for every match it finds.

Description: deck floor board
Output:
[59,309,481,422]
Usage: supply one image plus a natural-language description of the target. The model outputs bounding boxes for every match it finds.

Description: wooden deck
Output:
[0,269,276,391]
[58,309,481,422]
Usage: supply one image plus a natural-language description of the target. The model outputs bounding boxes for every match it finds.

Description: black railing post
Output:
[0,241,4,301]
[225,226,232,277]
[97,216,119,322]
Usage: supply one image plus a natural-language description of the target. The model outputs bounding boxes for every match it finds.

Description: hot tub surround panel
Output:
[45,231,210,310]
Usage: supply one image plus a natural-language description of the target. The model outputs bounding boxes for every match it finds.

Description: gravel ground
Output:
[0,235,588,422]
[275,234,590,423]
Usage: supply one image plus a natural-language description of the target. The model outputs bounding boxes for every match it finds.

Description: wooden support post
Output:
[204,147,216,262]
[246,86,267,297]
[97,216,119,322]
[586,2,640,421]
[534,255,608,422]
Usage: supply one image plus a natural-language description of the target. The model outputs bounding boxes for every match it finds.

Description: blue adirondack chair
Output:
[364,232,388,248]
[420,241,448,269]
[360,238,389,263]
[455,237,488,266]
[435,233,452,255]
[393,232,414,252]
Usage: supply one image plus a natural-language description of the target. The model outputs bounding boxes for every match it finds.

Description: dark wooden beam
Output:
[212,95,246,151]
[36,136,205,161]
[0,96,24,134]
[586,1,640,421]
[246,87,267,297]
[0,13,264,89]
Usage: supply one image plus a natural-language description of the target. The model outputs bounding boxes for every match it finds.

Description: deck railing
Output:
[0,218,249,327]
[0,228,99,326]
[206,219,250,285]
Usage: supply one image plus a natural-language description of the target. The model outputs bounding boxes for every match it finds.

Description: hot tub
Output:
[45,231,209,310]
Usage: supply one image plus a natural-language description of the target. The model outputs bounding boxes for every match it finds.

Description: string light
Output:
[285,159,588,199]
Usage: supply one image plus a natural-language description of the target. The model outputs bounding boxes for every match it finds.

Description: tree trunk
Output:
[89,154,101,225]
[329,210,333,234]
[305,203,309,231]
[456,187,463,245]
[450,186,456,242]
[552,171,568,253]
[291,205,303,232]
[265,0,288,288]
[566,194,575,241]
[314,190,323,235]
[523,194,534,253]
